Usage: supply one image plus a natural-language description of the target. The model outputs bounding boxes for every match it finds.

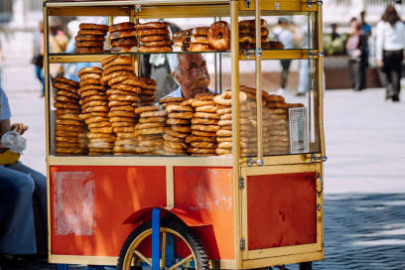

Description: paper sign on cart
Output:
[289,107,309,154]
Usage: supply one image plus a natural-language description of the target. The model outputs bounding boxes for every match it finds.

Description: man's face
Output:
[176,54,210,99]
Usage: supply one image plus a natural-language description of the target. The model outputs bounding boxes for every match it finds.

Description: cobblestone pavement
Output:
[2,88,405,270]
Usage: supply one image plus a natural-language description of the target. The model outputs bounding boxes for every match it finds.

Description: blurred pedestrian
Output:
[32,21,45,97]
[346,19,368,91]
[330,23,340,41]
[49,18,68,79]
[272,18,295,94]
[376,5,405,102]
[296,22,310,96]
[360,11,372,37]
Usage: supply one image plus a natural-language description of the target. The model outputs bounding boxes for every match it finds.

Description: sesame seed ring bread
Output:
[266,130,288,136]
[116,132,137,139]
[208,21,231,51]
[89,127,114,133]
[111,77,142,87]
[191,130,217,137]
[78,67,103,77]
[167,118,190,125]
[135,122,166,130]
[106,89,137,96]
[80,73,102,81]
[86,133,115,140]
[193,27,209,36]
[55,109,80,115]
[139,116,167,123]
[138,28,169,37]
[267,102,288,109]
[195,105,217,113]
[104,65,134,75]
[101,55,118,67]
[80,90,105,99]
[54,77,80,88]
[220,113,232,120]
[191,118,218,125]
[189,43,215,52]
[111,85,141,93]
[141,40,173,47]
[170,125,191,133]
[89,148,113,153]
[75,47,104,54]
[80,79,102,87]
[141,96,156,102]
[113,127,135,133]
[220,125,232,131]
[81,101,108,110]
[217,120,232,126]
[54,96,78,104]
[216,136,232,143]
[136,22,169,30]
[217,107,232,115]
[111,37,138,47]
[55,136,86,143]
[109,22,136,33]
[111,46,139,53]
[185,136,216,143]
[80,96,108,106]
[109,30,137,40]
[267,108,287,115]
[173,29,193,39]
[216,129,232,137]
[83,106,109,113]
[75,41,104,48]
[108,101,132,108]
[193,112,220,119]
[139,46,173,53]
[267,95,286,103]
[85,116,110,125]
[57,114,81,121]
[109,94,139,103]
[164,141,187,150]
[55,119,85,126]
[163,134,185,143]
[79,23,108,31]
[180,99,193,106]
[286,103,305,108]
[56,147,87,154]
[191,100,216,107]
[89,141,115,149]
[54,102,80,110]
[167,112,193,119]
[78,84,105,93]
[160,97,185,104]
[187,147,215,154]
[53,82,77,92]
[75,35,105,42]
[135,146,161,154]
[88,122,112,129]
[112,152,135,156]
[108,110,136,118]
[109,116,136,123]
[101,71,134,85]
[165,129,188,139]
[56,124,85,132]
[56,130,86,138]
[165,105,193,113]
[266,114,287,120]
[217,142,232,149]
[135,105,163,114]
[216,148,232,155]
[89,137,116,143]
[103,56,133,68]
[191,124,220,133]
[191,35,209,44]
[77,29,107,36]
[109,105,134,112]
[190,142,217,149]
[164,146,186,155]
[134,127,167,136]
[141,77,157,85]
[140,110,167,118]
[114,139,137,146]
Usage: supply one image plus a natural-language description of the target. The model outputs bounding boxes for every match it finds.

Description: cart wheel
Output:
[299,262,312,270]
[118,218,208,270]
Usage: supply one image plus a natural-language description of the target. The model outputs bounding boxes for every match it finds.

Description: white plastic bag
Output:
[1,131,27,154]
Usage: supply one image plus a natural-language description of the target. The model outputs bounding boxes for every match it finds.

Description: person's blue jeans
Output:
[0,176,17,225]
[0,162,47,254]
[35,66,45,95]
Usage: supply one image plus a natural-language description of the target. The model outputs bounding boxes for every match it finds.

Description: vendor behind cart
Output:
[166,53,212,99]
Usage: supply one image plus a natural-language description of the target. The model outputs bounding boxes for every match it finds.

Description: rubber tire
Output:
[299,261,312,270]
[117,218,209,270]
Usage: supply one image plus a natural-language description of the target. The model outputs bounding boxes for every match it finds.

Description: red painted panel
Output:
[174,167,234,260]
[50,166,166,256]
[247,172,317,250]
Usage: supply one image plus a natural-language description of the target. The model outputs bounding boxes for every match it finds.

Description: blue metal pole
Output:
[152,208,161,270]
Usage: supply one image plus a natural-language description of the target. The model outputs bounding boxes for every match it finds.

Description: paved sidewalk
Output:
[2,88,405,270]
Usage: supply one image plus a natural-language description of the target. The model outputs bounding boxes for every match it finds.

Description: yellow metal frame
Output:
[44,0,325,268]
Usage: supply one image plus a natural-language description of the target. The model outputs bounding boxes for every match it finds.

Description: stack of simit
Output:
[137,22,173,53]
[75,23,108,54]
[109,22,138,53]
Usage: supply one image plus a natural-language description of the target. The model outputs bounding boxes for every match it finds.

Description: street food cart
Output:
[44,0,326,269]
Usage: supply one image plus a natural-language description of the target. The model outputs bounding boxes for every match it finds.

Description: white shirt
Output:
[376,21,405,61]
[164,86,214,98]
[0,88,11,120]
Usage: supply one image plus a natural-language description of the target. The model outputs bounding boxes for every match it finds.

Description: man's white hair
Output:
[167,54,182,76]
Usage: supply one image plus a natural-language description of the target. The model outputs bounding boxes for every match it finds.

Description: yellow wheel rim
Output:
[121,227,198,270]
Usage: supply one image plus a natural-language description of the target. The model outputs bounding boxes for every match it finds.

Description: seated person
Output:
[0,87,47,264]
[0,176,17,225]
[166,53,212,99]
